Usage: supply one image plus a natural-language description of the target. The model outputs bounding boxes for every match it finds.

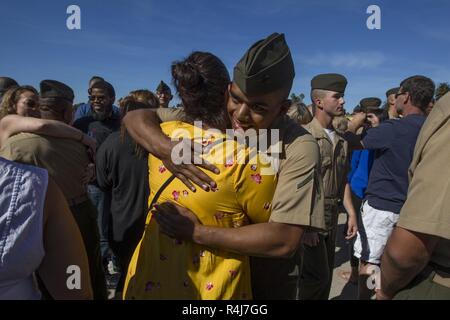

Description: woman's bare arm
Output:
[38,178,93,300]
[0,115,96,152]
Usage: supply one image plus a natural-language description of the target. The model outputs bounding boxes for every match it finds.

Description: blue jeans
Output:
[87,184,110,259]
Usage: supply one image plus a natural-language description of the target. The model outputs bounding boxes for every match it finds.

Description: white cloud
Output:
[419,27,450,42]
[302,51,386,69]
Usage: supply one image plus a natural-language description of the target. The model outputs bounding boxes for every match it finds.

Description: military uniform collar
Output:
[308,118,330,140]
[307,117,345,145]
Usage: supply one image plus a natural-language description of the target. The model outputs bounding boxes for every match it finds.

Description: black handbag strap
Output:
[147,174,176,214]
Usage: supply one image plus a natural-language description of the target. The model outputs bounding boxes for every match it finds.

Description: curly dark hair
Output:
[400,75,435,111]
[171,51,230,129]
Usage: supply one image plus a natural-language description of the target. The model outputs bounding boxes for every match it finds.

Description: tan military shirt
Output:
[0,133,90,201]
[155,108,325,231]
[397,92,450,268]
[303,117,349,230]
[156,107,187,122]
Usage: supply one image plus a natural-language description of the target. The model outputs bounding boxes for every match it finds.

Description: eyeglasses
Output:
[89,95,107,102]
[395,91,407,99]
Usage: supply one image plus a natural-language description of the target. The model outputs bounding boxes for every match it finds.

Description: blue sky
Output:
[2,0,450,111]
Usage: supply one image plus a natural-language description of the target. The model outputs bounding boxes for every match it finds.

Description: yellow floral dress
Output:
[123,121,277,300]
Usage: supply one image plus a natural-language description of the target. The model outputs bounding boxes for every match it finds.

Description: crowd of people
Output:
[0,32,449,300]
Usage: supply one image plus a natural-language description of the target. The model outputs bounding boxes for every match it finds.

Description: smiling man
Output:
[123,33,326,299]
[73,80,122,292]
[73,76,120,122]
[155,80,173,108]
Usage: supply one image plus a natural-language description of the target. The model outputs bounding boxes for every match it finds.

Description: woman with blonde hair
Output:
[0,85,40,119]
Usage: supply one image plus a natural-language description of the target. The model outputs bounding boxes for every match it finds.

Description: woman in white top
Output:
[0,157,92,299]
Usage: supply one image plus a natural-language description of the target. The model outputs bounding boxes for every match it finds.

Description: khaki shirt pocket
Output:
[321,156,332,172]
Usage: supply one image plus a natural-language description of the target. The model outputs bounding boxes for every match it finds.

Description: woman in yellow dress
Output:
[123,52,277,300]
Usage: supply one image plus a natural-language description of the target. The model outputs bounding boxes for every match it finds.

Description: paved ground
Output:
[329,212,359,300]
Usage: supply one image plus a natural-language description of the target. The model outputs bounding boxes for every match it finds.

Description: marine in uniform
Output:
[360,97,382,113]
[384,87,400,119]
[300,73,351,300]
[155,80,173,108]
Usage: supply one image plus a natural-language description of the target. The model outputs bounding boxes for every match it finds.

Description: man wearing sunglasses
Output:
[346,75,435,299]
[73,76,120,122]
[73,80,121,295]
[378,92,450,300]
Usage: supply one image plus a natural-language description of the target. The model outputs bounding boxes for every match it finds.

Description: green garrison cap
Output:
[40,80,74,102]
[233,33,295,96]
[353,105,362,113]
[156,80,171,93]
[311,73,347,94]
[359,97,381,112]
[0,77,18,94]
[386,87,400,98]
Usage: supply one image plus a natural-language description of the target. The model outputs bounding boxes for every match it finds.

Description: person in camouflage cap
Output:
[156,80,173,108]
[384,87,400,119]
[359,97,382,113]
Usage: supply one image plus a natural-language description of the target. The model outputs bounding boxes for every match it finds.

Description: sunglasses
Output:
[395,91,407,99]
[89,95,107,102]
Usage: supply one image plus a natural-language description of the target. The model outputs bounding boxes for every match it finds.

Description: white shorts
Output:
[353,200,399,264]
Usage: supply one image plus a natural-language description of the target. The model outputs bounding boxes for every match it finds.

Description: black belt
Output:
[420,263,450,289]
[429,261,450,276]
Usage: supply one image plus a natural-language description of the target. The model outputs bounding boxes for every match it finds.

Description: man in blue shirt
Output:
[346,75,435,299]
[73,80,121,294]
[74,76,120,121]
